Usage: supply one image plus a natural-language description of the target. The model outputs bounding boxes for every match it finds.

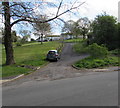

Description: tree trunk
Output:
[3,2,15,65]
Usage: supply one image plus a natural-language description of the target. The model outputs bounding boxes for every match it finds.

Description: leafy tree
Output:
[19,30,31,43]
[76,17,90,40]
[2,1,85,65]
[91,13,118,50]
[33,16,51,44]
[62,17,90,39]
[72,22,81,38]
[62,20,75,35]
[34,16,51,35]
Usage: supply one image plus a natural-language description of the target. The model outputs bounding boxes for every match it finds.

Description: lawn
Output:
[2,41,62,78]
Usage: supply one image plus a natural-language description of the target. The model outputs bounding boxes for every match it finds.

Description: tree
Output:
[91,13,118,50]
[2,1,85,65]
[34,16,51,35]
[76,17,90,40]
[72,22,81,38]
[33,16,51,44]
[19,30,31,43]
[62,18,90,39]
[62,20,75,39]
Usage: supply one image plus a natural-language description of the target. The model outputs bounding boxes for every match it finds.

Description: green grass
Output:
[73,40,88,54]
[64,38,83,43]
[2,41,62,78]
[74,55,119,69]
[73,41,120,69]
[2,66,31,78]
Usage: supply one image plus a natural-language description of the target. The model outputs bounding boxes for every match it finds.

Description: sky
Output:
[0,0,119,39]
[33,0,119,36]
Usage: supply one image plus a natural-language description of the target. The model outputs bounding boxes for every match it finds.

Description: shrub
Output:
[16,42,22,46]
[73,41,88,54]
[88,43,108,58]
[110,49,120,55]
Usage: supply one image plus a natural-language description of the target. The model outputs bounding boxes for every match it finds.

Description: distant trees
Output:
[19,30,31,43]
[90,13,119,50]
[62,20,75,38]
[76,17,90,40]
[62,17,90,39]
[33,16,51,44]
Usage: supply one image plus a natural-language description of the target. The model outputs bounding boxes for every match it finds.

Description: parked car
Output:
[46,50,60,61]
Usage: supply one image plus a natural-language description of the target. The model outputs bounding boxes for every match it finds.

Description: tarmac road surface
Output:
[3,71,118,106]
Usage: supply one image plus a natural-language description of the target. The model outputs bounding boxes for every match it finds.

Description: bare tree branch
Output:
[56,0,63,17]
[11,1,85,27]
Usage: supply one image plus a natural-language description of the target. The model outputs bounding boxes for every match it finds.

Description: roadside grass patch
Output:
[2,41,62,78]
[2,66,32,78]
[73,42,119,69]
[74,56,119,69]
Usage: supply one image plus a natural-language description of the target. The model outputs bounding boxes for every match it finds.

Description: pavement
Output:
[0,74,24,84]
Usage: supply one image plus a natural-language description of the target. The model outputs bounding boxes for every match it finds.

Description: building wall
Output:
[118,1,120,22]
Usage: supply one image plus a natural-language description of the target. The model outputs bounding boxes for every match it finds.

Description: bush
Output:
[73,40,88,54]
[109,49,120,55]
[88,43,108,58]
[16,42,22,46]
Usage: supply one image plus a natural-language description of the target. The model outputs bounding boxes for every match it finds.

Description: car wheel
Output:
[55,58,58,62]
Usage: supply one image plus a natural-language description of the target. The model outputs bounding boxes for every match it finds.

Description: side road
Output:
[2,43,119,86]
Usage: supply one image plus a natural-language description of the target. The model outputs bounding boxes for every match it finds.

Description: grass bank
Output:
[74,56,119,69]
[2,41,62,78]
[73,41,120,69]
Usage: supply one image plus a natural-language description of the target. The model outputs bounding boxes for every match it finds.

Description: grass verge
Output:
[73,41,120,69]
[74,56,119,69]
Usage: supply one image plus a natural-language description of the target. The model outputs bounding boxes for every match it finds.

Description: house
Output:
[46,35,61,41]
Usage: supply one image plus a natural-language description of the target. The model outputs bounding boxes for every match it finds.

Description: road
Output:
[3,71,118,106]
[2,43,118,106]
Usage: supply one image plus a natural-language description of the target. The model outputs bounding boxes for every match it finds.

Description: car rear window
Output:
[48,51,56,54]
